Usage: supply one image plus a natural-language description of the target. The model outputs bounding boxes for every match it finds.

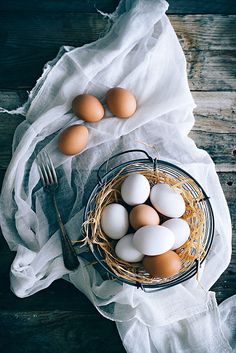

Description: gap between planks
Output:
[0,91,235,171]
[0,14,235,50]
[0,0,236,14]
[0,15,235,90]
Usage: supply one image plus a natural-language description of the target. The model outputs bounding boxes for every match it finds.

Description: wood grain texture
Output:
[189,131,236,171]
[0,14,235,89]
[211,172,236,302]
[0,311,126,353]
[0,113,24,169]
[170,15,236,50]
[193,92,236,133]
[1,14,235,51]
[0,0,120,13]
[0,1,235,350]
[0,251,101,312]
[186,50,236,91]
[0,91,235,170]
[1,0,236,14]
[1,49,235,91]
[0,171,235,308]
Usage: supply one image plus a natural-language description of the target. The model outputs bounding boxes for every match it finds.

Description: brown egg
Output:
[130,204,160,230]
[72,94,104,122]
[143,251,182,278]
[105,87,137,118]
[58,125,89,156]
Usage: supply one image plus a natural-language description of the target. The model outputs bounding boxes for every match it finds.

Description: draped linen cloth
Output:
[0,1,235,352]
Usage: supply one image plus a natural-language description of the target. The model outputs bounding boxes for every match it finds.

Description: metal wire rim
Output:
[83,156,214,291]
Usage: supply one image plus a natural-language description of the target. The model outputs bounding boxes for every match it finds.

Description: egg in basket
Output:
[83,149,214,291]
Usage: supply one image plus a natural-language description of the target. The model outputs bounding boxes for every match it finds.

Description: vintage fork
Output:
[37,151,79,271]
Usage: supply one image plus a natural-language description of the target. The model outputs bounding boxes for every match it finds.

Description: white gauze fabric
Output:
[0,0,235,352]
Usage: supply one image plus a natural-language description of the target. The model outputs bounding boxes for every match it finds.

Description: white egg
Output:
[162,218,190,250]
[133,225,175,256]
[115,234,144,262]
[101,203,129,239]
[150,183,185,218]
[121,174,150,206]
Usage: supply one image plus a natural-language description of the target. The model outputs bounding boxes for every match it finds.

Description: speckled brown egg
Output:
[130,204,160,230]
[72,94,104,122]
[58,124,89,156]
[105,87,137,118]
[143,251,182,278]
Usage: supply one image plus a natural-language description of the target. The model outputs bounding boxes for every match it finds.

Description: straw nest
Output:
[83,163,206,284]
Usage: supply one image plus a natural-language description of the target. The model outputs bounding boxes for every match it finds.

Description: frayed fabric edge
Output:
[0,46,73,118]
[0,2,126,118]
[0,105,28,116]
[0,0,124,118]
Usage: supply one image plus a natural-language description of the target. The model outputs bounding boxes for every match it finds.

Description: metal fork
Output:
[37,151,79,271]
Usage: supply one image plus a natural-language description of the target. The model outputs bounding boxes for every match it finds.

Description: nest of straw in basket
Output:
[83,163,206,284]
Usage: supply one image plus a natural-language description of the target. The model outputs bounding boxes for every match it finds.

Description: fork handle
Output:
[52,194,80,271]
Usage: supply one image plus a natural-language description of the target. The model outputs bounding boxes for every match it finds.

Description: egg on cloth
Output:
[105,87,137,118]
[150,183,185,218]
[72,94,104,122]
[121,174,150,206]
[143,251,182,278]
[58,124,89,155]
[115,234,144,263]
[129,204,160,230]
[162,218,190,250]
[133,225,175,255]
[101,203,129,240]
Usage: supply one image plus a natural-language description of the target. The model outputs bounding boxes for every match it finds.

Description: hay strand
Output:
[83,163,206,284]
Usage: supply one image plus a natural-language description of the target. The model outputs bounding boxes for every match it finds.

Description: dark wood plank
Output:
[0,174,235,349]
[0,14,235,89]
[1,0,236,14]
[0,172,235,308]
[1,49,235,91]
[192,92,236,133]
[0,90,28,108]
[217,172,236,201]
[210,172,236,302]
[0,113,25,168]
[0,169,5,189]
[1,90,235,119]
[189,131,235,171]
[0,91,235,170]
[0,2,235,350]
[2,14,235,51]
[0,251,103,313]
[0,311,126,353]
[0,0,120,13]
[211,259,236,303]
[170,15,236,50]
[186,51,236,91]
[168,0,236,14]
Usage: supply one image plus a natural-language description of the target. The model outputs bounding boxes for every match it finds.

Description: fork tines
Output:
[37,150,58,187]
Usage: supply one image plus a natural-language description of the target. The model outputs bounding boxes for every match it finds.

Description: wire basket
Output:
[83,149,214,292]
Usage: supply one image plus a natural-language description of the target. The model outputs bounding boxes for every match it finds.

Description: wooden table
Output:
[0,1,235,352]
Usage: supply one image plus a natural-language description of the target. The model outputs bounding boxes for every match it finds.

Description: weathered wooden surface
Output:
[1,0,236,14]
[0,172,234,309]
[0,311,126,353]
[0,14,235,89]
[0,1,235,352]
[0,91,235,170]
